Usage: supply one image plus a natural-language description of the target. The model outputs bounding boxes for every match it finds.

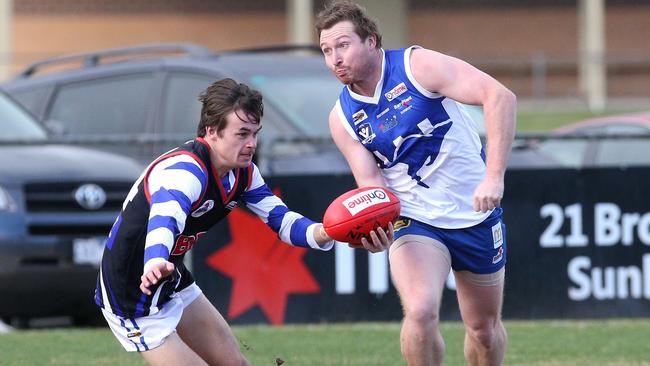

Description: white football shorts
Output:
[101,282,202,352]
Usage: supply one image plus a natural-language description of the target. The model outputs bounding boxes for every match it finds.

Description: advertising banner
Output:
[191,168,650,324]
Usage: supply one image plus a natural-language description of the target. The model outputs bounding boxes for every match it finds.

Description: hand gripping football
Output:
[323,186,400,245]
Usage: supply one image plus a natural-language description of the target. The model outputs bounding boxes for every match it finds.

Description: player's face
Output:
[206,109,261,176]
[319,20,376,85]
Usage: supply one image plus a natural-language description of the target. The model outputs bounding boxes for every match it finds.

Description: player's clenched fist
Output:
[473,176,504,213]
[140,261,175,295]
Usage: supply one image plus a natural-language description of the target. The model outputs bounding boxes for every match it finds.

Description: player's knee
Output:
[465,321,503,350]
[404,303,439,328]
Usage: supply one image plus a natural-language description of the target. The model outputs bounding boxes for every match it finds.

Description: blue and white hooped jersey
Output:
[335,46,491,229]
[95,138,333,318]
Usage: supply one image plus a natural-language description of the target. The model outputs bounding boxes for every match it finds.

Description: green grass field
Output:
[517,110,601,132]
[1,319,649,365]
[516,107,644,132]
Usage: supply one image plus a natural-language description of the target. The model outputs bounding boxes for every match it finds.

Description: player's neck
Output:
[215,166,230,177]
[209,153,231,178]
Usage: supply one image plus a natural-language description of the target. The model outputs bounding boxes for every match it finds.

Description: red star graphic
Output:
[206,206,320,325]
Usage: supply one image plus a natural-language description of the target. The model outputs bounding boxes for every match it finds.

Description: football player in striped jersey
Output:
[95,78,340,365]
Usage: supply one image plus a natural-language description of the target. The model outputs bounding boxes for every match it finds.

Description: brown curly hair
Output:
[197,78,263,137]
[315,1,382,48]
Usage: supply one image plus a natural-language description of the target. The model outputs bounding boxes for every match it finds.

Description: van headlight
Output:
[0,185,17,212]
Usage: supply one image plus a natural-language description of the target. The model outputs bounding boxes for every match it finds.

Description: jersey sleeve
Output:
[241,164,334,251]
[143,154,207,273]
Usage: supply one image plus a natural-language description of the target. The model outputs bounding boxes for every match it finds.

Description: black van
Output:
[0,91,142,326]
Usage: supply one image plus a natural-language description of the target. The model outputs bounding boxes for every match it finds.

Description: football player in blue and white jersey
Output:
[316,2,517,366]
[95,78,352,365]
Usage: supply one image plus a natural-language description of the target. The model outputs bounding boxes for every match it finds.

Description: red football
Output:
[323,186,400,245]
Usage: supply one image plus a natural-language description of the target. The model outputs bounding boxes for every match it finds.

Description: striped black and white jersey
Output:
[95,138,333,318]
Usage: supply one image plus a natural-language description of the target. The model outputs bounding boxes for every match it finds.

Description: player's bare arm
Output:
[329,108,385,187]
[329,108,393,252]
[140,260,175,295]
[410,48,517,212]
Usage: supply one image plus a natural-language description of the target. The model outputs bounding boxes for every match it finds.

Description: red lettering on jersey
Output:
[171,231,206,255]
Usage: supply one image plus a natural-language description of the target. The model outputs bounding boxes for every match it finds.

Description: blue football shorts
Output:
[393,208,506,274]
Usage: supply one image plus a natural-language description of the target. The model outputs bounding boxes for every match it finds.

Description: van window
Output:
[161,73,213,135]
[0,93,47,140]
[49,74,155,135]
[11,87,51,119]
[248,74,340,137]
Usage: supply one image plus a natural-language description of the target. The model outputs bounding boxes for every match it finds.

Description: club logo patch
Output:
[385,82,407,101]
[357,123,376,144]
[352,109,368,125]
[492,222,503,248]
[191,199,215,217]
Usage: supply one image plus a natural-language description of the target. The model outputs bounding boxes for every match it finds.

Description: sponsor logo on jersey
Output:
[357,123,376,144]
[191,199,215,218]
[492,221,504,248]
[393,96,412,110]
[343,188,390,216]
[492,246,504,264]
[385,82,407,101]
[376,107,389,119]
[393,218,411,231]
[379,115,398,132]
[393,96,413,115]
[352,109,368,125]
[171,231,206,255]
